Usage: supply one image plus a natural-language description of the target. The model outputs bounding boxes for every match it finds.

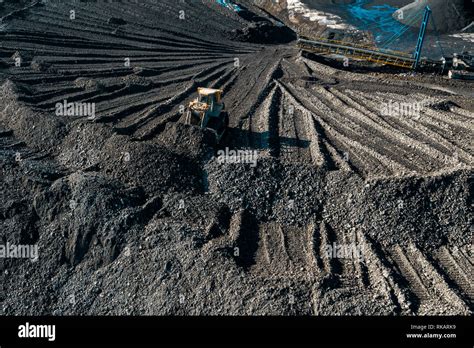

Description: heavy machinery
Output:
[185,87,229,143]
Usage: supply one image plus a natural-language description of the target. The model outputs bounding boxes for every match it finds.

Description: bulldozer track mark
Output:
[407,244,471,314]
[258,84,281,156]
[333,228,363,289]
[318,222,338,276]
[322,139,353,172]
[254,224,289,275]
[456,246,473,274]
[0,126,53,162]
[357,233,414,314]
[349,90,474,166]
[232,210,260,271]
[276,85,314,164]
[232,59,284,130]
[220,69,241,95]
[390,244,471,314]
[389,245,431,308]
[342,91,454,165]
[304,110,336,169]
[318,87,448,172]
[281,82,408,176]
[228,60,284,149]
[227,57,275,113]
[306,223,323,273]
[122,64,234,138]
[433,246,473,302]
[277,81,339,169]
[248,222,334,281]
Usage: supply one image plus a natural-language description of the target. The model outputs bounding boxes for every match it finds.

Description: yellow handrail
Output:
[308,37,413,58]
[298,42,415,68]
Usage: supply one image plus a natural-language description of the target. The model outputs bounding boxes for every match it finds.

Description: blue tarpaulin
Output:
[346,0,416,47]
[216,0,242,12]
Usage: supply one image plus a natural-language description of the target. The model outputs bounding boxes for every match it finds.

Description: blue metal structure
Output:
[413,6,431,70]
[216,0,242,12]
[298,4,443,71]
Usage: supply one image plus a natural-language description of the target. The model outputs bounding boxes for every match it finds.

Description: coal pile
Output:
[231,21,297,44]
[0,0,472,317]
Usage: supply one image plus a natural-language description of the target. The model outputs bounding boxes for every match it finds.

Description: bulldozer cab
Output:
[197,88,222,111]
[185,87,228,143]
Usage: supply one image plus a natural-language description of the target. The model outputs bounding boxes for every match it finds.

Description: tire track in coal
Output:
[433,246,473,302]
[255,84,281,156]
[352,90,474,166]
[134,63,242,140]
[319,88,443,173]
[276,80,342,170]
[113,62,235,134]
[281,82,402,176]
[357,232,413,314]
[389,244,471,314]
[333,89,453,172]
[226,52,285,150]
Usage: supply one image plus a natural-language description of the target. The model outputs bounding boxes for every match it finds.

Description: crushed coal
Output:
[231,21,297,44]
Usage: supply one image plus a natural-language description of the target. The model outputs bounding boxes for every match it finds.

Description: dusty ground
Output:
[0,0,472,315]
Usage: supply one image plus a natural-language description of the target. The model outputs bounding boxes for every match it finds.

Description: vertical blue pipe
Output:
[413,6,431,69]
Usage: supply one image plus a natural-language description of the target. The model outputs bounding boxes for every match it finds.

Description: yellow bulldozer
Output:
[185,87,229,143]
